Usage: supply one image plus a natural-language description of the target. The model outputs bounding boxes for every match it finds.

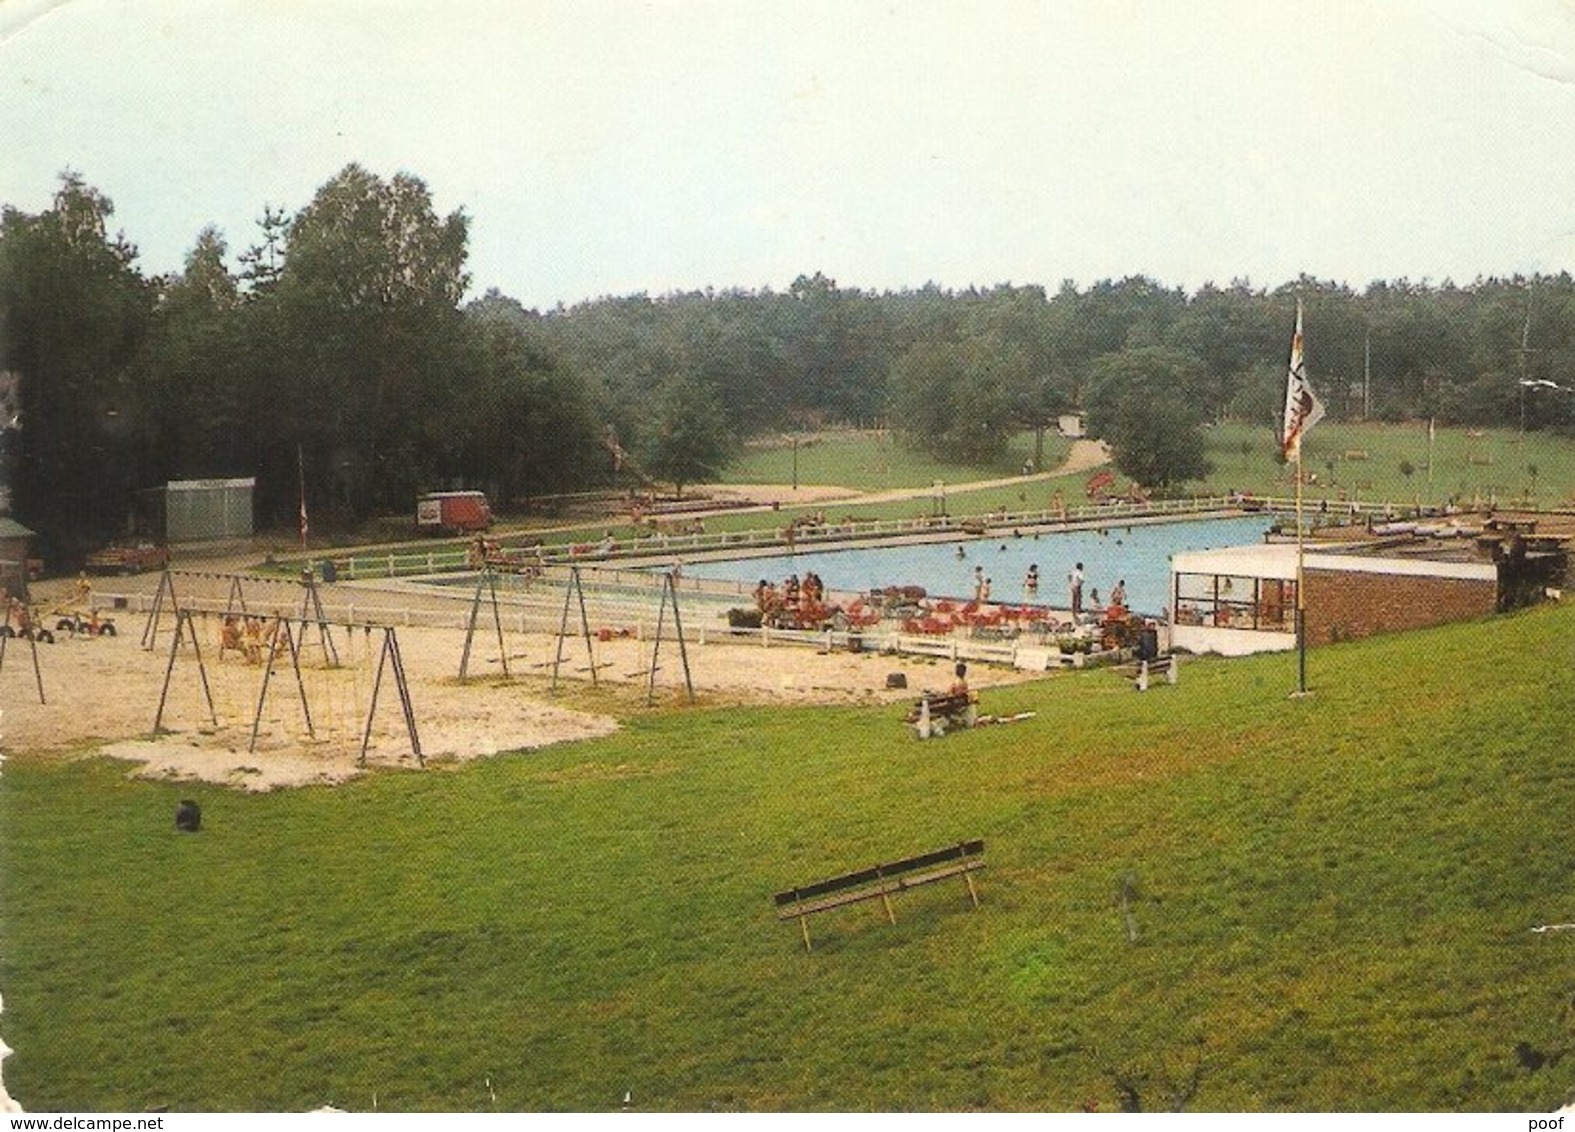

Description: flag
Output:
[297,444,309,548]
[1281,300,1325,460]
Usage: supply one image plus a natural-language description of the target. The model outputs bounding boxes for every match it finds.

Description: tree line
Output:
[3,165,1573,560]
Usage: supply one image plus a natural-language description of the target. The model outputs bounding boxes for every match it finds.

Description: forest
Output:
[3,164,1574,560]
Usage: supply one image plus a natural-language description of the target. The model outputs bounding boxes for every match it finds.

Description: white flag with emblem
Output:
[1281,300,1325,460]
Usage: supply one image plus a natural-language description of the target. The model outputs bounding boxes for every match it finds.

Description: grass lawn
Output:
[4,602,1574,1111]
[761,422,1575,529]
[719,430,1070,494]
[281,425,1575,572]
[1197,422,1575,510]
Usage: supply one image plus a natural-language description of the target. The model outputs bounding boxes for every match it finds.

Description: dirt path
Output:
[857,437,1112,502]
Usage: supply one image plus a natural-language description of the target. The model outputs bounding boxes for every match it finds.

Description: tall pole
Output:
[1284,296,1318,699]
[1518,294,1533,437]
[1427,416,1435,488]
[1363,333,1371,420]
[297,443,308,552]
[1295,448,1308,696]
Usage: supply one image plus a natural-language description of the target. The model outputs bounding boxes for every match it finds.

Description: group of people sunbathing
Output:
[752,571,835,627]
[469,535,546,577]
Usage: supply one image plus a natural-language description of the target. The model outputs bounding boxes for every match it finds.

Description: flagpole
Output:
[297,443,308,552]
[1295,444,1308,696]
[1282,297,1320,699]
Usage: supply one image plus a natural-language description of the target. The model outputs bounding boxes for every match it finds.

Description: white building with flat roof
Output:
[1171,536,1512,656]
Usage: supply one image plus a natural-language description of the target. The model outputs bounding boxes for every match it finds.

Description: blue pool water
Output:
[675,515,1275,616]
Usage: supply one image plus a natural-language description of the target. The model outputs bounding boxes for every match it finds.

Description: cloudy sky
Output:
[3,0,1575,308]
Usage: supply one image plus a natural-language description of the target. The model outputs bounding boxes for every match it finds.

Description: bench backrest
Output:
[774,840,985,908]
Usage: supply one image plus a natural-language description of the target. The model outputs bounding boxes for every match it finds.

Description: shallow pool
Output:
[674,514,1275,616]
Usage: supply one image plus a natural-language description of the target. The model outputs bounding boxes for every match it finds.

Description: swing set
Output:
[457,564,694,705]
[0,624,46,704]
[143,569,421,766]
[456,563,610,691]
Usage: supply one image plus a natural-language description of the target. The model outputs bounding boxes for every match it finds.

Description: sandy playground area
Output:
[0,608,1042,792]
[2,460,1113,793]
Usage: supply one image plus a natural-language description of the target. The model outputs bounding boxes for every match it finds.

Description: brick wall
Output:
[1304,568,1497,645]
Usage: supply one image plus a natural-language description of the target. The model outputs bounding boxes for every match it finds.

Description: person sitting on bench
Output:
[950,662,975,701]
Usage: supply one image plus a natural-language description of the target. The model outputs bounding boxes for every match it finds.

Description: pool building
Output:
[1170,515,1572,656]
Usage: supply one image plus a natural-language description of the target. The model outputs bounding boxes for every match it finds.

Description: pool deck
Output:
[609,507,1254,571]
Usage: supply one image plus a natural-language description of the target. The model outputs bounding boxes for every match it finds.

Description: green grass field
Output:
[4,600,1574,1111]
[305,424,1574,567]
[718,430,1069,494]
[701,423,1575,538]
[1196,422,1575,509]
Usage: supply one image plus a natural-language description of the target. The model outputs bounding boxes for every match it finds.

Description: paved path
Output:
[844,439,1111,505]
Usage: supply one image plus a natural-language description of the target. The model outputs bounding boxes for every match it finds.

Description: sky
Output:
[3,0,1575,309]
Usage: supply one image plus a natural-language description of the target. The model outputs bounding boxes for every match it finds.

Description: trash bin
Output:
[175,800,202,832]
[1136,626,1159,662]
[321,559,338,584]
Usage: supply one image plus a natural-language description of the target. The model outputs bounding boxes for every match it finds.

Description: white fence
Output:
[101,580,1121,672]
[93,494,1354,667]
[293,495,1302,583]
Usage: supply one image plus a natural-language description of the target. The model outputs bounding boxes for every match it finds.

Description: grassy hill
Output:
[3,601,1574,1111]
[705,424,1575,532]
[1197,422,1575,509]
[719,429,1069,494]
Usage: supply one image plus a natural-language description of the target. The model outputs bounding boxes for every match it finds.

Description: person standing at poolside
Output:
[1069,561,1084,617]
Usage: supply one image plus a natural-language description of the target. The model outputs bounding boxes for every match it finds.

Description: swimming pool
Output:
[673,514,1276,616]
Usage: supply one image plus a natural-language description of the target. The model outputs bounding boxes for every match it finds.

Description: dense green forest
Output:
[3,165,1574,559]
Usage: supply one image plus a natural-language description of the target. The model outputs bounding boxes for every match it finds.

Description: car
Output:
[84,541,169,575]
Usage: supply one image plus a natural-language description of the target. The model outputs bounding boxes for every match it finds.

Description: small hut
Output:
[137,478,256,544]
[0,516,36,599]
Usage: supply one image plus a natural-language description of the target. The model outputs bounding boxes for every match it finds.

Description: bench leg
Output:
[880,892,897,924]
[964,871,980,909]
[798,914,812,952]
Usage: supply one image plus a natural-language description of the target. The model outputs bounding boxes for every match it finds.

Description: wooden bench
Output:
[905,690,977,737]
[1129,653,1178,692]
[774,840,986,950]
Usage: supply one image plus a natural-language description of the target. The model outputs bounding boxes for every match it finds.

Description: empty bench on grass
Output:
[905,691,977,738]
[773,839,986,951]
[1129,653,1178,692]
